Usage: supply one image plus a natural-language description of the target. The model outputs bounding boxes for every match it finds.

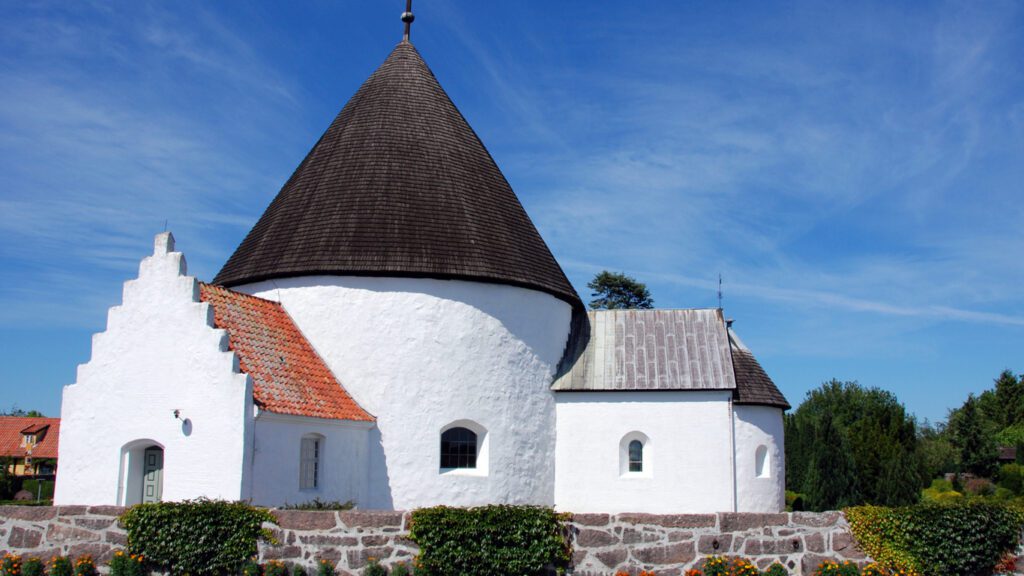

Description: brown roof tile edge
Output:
[199,283,374,422]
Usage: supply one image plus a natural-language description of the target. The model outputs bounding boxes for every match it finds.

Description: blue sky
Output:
[1,1,1021,423]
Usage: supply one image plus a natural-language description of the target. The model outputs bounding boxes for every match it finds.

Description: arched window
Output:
[619,431,651,477]
[628,440,644,472]
[440,427,477,469]
[300,435,323,490]
[755,445,769,478]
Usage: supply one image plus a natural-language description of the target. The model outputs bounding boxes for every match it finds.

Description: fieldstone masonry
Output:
[0,507,878,575]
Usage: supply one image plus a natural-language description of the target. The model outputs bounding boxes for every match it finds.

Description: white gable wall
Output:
[238,276,572,510]
[251,412,373,507]
[554,390,737,513]
[55,233,254,505]
[733,404,786,512]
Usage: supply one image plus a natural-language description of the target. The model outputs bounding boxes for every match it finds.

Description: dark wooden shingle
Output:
[214,42,579,308]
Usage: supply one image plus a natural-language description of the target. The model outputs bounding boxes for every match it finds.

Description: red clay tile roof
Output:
[199,283,373,422]
[0,417,60,459]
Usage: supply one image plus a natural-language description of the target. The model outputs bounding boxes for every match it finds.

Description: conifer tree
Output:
[804,412,860,511]
[950,394,998,476]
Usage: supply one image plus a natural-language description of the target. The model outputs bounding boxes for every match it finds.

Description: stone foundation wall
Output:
[0,506,870,575]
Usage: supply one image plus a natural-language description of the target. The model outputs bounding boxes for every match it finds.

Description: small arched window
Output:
[300,435,323,490]
[619,431,651,477]
[440,427,477,469]
[628,440,644,472]
[755,445,769,478]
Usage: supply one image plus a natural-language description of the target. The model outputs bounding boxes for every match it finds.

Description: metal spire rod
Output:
[402,0,415,42]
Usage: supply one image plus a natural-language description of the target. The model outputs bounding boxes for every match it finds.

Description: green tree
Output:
[948,394,998,477]
[804,412,860,511]
[785,380,923,508]
[587,271,654,310]
[917,420,957,480]
[1,406,44,417]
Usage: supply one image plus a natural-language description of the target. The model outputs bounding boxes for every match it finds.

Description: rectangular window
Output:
[300,437,320,489]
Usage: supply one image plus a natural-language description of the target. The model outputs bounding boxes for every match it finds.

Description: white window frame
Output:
[619,431,652,478]
[439,420,488,477]
[300,434,324,490]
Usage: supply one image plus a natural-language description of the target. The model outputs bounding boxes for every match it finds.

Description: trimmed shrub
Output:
[119,499,277,576]
[408,505,570,576]
[847,501,1024,575]
[19,480,54,500]
[21,558,43,576]
[279,498,355,511]
[1,554,20,576]
[108,552,145,576]
[265,561,288,576]
[48,557,72,576]
[363,559,387,576]
[316,560,335,576]
[73,556,97,576]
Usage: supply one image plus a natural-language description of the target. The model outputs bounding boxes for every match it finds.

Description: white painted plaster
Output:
[733,405,786,512]
[55,233,254,505]
[237,276,573,510]
[555,391,736,514]
[250,411,373,507]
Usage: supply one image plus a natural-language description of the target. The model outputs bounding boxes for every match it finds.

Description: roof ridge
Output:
[199,281,284,307]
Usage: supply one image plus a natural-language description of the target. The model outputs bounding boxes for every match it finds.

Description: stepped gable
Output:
[215,41,580,308]
[199,283,373,422]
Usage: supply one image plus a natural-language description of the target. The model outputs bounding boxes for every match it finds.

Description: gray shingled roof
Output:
[553,309,737,392]
[729,330,791,409]
[553,309,790,409]
[214,41,580,308]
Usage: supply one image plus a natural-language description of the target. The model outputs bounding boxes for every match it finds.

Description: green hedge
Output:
[408,505,570,576]
[846,501,1024,575]
[21,479,54,500]
[119,499,277,576]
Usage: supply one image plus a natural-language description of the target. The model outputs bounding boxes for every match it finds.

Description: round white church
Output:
[55,16,789,514]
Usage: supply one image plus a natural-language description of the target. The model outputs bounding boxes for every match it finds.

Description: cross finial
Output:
[402,0,415,43]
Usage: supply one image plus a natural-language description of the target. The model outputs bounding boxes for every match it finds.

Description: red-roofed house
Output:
[0,417,59,477]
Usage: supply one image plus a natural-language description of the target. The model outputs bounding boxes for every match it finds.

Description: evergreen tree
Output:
[587,271,654,310]
[950,394,998,476]
[804,412,860,511]
[786,380,922,506]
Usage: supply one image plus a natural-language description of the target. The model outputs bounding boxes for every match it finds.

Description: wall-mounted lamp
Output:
[173,409,182,420]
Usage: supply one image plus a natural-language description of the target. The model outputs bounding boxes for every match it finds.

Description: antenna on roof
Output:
[718,273,723,310]
[163,219,168,232]
[402,0,415,43]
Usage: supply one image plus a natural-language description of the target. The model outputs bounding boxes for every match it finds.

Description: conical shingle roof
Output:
[215,42,580,308]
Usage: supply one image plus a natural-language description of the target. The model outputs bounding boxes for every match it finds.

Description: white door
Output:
[142,447,163,503]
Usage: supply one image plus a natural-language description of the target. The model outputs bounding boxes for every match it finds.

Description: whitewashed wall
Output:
[554,390,736,513]
[55,233,253,505]
[251,412,373,507]
[733,405,786,512]
[237,276,573,510]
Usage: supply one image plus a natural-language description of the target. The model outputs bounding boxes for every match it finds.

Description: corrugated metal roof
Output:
[553,309,737,391]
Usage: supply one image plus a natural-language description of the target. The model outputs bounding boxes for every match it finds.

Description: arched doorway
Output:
[119,441,164,505]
